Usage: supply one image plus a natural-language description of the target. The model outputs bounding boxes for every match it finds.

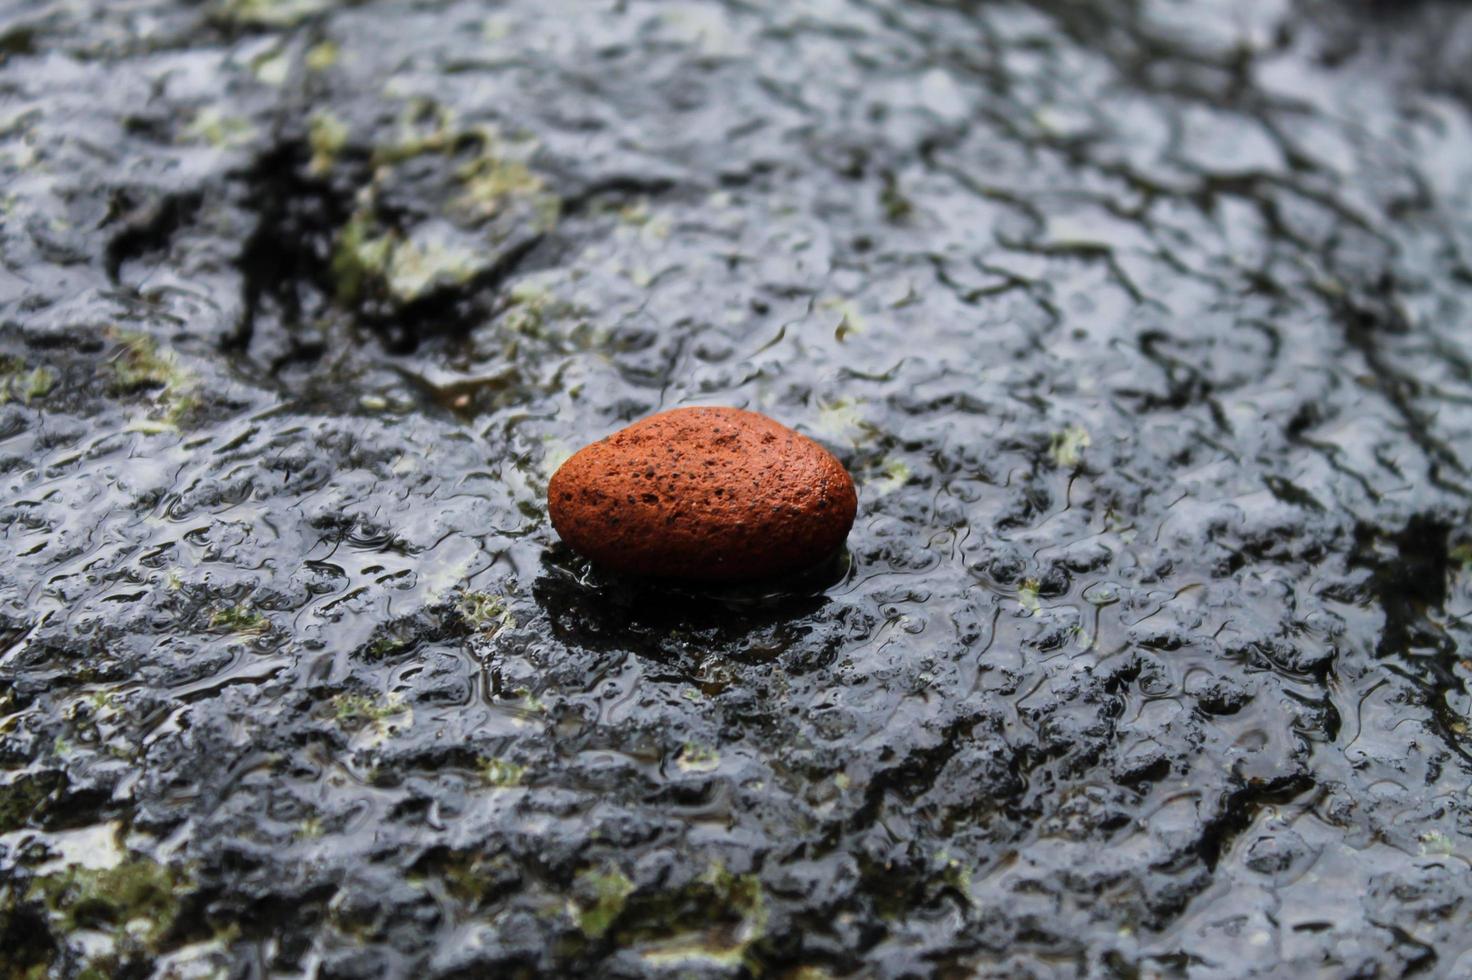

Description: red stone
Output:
[548,406,858,582]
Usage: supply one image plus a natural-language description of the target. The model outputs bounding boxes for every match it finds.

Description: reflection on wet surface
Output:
[1,0,1471,975]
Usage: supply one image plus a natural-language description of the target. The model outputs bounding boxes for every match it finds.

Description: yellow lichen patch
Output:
[330,210,395,304]
[308,112,349,175]
[819,297,866,342]
[480,757,525,787]
[250,47,291,86]
[325,103,560,317]
[372,108,559,228]
[336,223,462,300]
[375,100,459,164]
[457,131,560,230]
[207,604,270,636]
[675,743,720,774]
[505,281,554,336]
[1049,425,1091,468]
[811,398,872,446]
[611,199,672,243]
[330,693,411,747]
[868,458,911,497]
[183,107,256,149]
[305,40,339,72]
[570,865,635,938]
[216,0,336,28]
[382,235,482,302]
[458,591,513,634]
[0,357,54,405]
[332,213,490,305]
[482,14,514,42]
[109,330,200,432]
[1018,578,1042,615]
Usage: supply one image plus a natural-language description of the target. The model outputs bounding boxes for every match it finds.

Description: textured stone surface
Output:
[1,0,1472,977]
[549,407,858,582]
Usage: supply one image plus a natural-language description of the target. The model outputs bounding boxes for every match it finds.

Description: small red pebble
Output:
[548,406,858,583]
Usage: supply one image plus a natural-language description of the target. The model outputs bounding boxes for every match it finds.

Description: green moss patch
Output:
[208,603,270,635]
[0,356,54,405]
[566,861,769,969]
[0,771,62,833]
[30,856,191,948]
[570,865,634,939]
[109,330,200,431]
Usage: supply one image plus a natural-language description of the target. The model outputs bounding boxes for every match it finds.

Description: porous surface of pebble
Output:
[549,407,858,582]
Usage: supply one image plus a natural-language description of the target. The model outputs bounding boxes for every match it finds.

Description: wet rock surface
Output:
[549,407,858,582]
[0,0,1471,976]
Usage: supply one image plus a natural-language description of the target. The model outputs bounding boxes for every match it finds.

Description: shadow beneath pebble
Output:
[531,545,853,669]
